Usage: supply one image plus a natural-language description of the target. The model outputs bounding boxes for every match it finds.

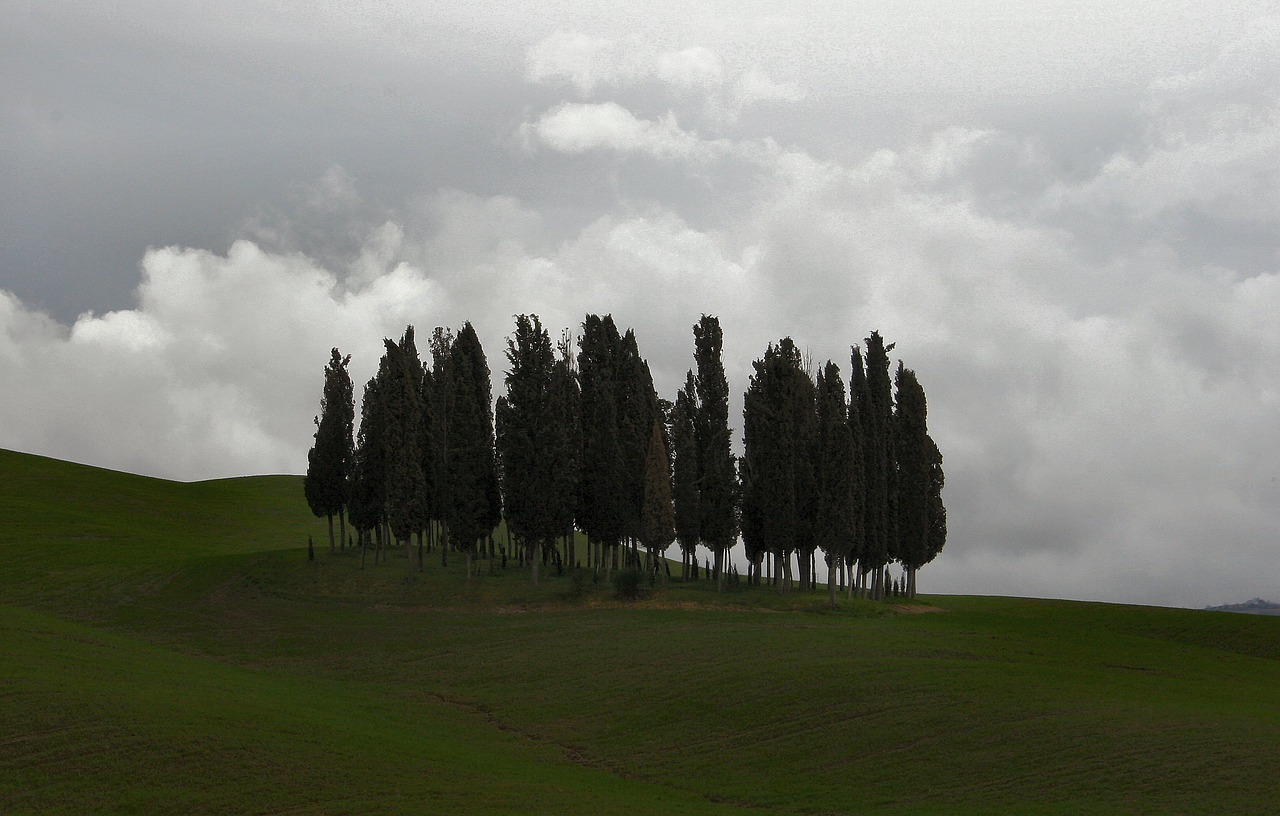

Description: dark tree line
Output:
[306,317,945,597]
[740,331,946,600]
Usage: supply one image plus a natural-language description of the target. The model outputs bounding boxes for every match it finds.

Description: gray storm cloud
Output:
[1,3,1277,608]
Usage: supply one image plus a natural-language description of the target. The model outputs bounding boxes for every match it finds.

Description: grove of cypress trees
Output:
[304,348,354,554]
[693,315,736,592]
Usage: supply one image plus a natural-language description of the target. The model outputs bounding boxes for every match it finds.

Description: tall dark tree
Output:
[497,314,561,584]
[693,315,737,592]
[304,348,354,554]
[616,329,660,556]
[815,361,855,607]
[382,327,428,579]
[742,338,812,593]
[426,328,454,563]
[639,417,675,575]
[893,363,928,593]
[548,331,582,567]
[790,355,819,592]
[923,434,947,591]
[445,322,498,579]
[858,331,896,600]
[894,364,946,597]
[845,350,867,598]
[577,315,627,575]
[349,372,387,568]
[670,372,701,580]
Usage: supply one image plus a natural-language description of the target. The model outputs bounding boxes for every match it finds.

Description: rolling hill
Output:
[2,447,1278,815]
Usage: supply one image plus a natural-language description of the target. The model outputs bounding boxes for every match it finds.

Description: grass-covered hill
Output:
[3,447,1279,815]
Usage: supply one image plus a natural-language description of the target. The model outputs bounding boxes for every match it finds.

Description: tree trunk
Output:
[405,535,414,580]
[338,508,347,551]
[827,555,837,608]
[531,540,541,585]
[441,523,449,567]
[714,545,724,593]
[327,513,335,554]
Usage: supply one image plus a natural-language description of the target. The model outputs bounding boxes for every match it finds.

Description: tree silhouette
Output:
[693,315,736,592]
[640,417,675,577]
[497,314,561,584]
[304,348,354,554]
[671,373,701,581]
[578,315,627,576]
[445,322,498,580]
[743,338,811,593]
[382,328,427,578]
[859,332,896,600]
[815,361,854,607]
[348,372,386,569]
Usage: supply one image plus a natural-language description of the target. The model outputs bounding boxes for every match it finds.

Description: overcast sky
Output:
[3,2,1278,609]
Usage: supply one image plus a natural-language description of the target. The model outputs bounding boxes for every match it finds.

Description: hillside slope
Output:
[3,448,1279,815]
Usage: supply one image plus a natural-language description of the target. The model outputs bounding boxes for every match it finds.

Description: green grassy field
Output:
[2,447,1278,815]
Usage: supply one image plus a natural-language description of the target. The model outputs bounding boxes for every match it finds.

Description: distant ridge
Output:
[1204,598,1280,616]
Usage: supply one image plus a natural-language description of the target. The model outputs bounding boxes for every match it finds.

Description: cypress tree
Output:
[616,329,659,554]
[639,417,675,577]
[548,331,581,568]
[577,315,626,575]
[349,373,387,568]
[497,314,561,584]
[859,332,896,600]
[381,328,427,579]
[743,339,806,593]
[670,373,701,581]
[790,353,818,592]
[445,322,498,580]
[693,315,736,592]
[849,347,870,598]
[922,433,947,594]
[304,348,354,554]
[894,363,930,597]
[815,361,855,607]
[427,328,454,564]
